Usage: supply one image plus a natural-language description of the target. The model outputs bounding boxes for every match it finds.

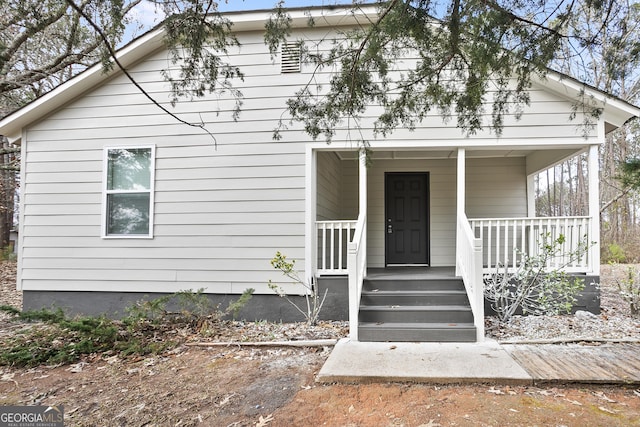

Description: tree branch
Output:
[64,0,218,145]
[600,186,634,214]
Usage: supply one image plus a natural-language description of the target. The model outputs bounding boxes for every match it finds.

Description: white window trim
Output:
[101,144,156,239]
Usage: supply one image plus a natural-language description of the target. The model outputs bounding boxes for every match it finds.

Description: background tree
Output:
[0,0,143,248]
[532,1,640,262]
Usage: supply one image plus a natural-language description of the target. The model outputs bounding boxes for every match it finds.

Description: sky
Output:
[126,0,353,38]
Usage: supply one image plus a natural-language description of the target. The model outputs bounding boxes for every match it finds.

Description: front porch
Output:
[307,146,601,343]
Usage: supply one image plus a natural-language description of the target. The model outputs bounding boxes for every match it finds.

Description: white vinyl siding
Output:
[466,157,527,218]
[19,22,602,294]
[316,151,342,221]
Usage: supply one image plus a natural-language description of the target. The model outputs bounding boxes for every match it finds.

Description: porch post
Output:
[304,147,317,285]
[526,174,536,216]
[588,144,600,275]
[359,149,367,269]
[455,148,465,276]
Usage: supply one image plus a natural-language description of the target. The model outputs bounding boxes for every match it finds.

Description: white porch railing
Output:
[347,214,367,341]
[316,220,357,275]
[468,216,592,273]
[456,212,484,341]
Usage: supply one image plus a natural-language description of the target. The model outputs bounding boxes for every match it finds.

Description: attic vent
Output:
[281,42,301,73]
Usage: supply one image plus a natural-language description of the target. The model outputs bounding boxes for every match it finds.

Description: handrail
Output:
[316,220,357,275]
[347,213,366,341]
[468,216,591,273]
[456,212,485,341]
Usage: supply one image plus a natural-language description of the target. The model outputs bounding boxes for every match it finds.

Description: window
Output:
[103,146,155,237]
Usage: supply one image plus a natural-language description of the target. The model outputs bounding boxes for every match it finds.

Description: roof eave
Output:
[536,71,640,132]
[0,27,166,140]
[0,4,380,140]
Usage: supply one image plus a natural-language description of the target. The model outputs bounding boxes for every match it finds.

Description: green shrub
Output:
[0,288,254,367]
[484,233,589,323]
[603,243,627,264]
[616,265,640,316]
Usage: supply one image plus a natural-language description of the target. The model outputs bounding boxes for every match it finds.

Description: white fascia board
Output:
[0,27,166,138]
[533,72,640,130]
[228,4,379,32]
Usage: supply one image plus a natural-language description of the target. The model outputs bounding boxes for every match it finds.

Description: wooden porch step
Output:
[360,289,470,306]
[358,322,477,342]
[358,274,477,342]
[359,305,474,323]
[363,277,465,291]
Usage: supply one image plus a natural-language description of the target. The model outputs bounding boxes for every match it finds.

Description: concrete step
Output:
[363,277,465,292]
[359,305,474,323]
[358,322,477,342]
[360,290,470,306]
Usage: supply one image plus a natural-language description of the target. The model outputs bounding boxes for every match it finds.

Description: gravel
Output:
[1,261,639,343]
[486,263,640,342]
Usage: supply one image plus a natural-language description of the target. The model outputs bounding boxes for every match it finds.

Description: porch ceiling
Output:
[334,147,587,175]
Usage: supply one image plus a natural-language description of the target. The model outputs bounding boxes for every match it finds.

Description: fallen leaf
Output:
[565,399,583,406]
[218,393,237,407]
[634,390,640,398]
[256,414,274,427]
[417,420,441,427]
[1,372,15,381]
[348,405,355,413]
[67,362,85,373]
[1,372,17,386]
[598,406,616,415]
[389,345,397,350]
[509,408,519,413]
[594,391,616,403]
[487,387,505,395]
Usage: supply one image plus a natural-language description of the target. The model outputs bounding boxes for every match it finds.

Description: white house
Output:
[1,6,638,342]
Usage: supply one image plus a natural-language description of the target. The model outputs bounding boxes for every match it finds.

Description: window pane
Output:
[107,148,151,190]
[107,193,150,235]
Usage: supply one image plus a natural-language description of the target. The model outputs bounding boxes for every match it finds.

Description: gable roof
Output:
[1,4,638,142]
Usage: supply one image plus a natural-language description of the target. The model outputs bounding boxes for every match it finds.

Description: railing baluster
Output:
[321,223,327,271]
[520,219,526,269]
[466,216,592,275]
[487,220,493,271]
[315,220,358,275]
[496,220,501,269]
[512,219,517,271]
[338,222,344,270]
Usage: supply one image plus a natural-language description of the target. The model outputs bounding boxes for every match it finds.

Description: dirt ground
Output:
[1,261,640,426]
[2,345,640,426]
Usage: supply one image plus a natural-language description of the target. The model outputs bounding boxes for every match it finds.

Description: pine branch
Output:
[64,0,218,145]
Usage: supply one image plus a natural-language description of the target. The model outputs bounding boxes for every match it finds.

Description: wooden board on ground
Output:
[504,343,640,384]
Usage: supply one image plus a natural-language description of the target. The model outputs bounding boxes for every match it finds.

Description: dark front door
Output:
[385,172,430,265]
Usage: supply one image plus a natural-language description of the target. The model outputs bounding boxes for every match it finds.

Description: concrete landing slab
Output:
[317,338,533,385]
